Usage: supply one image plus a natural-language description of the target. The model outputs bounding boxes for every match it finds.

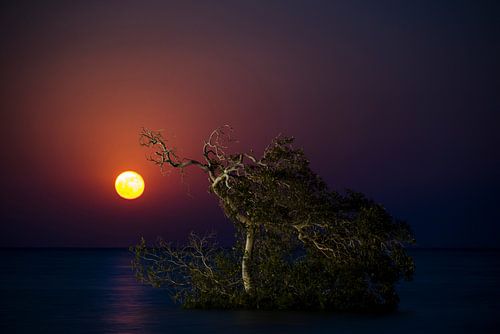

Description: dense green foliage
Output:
[132,131,415,311]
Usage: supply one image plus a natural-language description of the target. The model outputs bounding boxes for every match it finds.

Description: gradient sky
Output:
[1,0,499,247]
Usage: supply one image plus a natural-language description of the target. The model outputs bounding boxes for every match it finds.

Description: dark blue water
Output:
[0,249,498,333]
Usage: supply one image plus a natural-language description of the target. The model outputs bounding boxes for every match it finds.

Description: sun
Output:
[115,171,145,200]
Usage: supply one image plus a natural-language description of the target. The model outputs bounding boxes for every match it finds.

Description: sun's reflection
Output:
[101,253,159,333]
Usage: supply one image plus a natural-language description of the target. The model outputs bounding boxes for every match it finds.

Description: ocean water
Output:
[0,249,498,333]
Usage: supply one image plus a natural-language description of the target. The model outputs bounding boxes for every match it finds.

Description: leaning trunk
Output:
[242,225,255,293]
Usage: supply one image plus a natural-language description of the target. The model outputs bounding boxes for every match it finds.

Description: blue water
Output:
[0,249,498,333]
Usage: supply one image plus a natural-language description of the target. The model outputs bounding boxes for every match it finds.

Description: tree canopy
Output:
[131,126,415,311]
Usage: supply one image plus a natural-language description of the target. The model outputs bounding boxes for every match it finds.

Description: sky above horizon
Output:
[1,0,499,248]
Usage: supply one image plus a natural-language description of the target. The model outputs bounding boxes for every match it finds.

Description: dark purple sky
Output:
[1,0,499,248]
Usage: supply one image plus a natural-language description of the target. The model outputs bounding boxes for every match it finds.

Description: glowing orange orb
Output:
[115,171,145,200]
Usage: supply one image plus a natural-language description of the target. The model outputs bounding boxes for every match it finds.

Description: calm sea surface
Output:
[0,249,498,333]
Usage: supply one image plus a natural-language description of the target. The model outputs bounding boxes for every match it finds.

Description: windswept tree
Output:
[132,126,415,310]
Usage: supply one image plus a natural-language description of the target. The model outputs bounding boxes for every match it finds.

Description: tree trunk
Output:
[242,225,255,293]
